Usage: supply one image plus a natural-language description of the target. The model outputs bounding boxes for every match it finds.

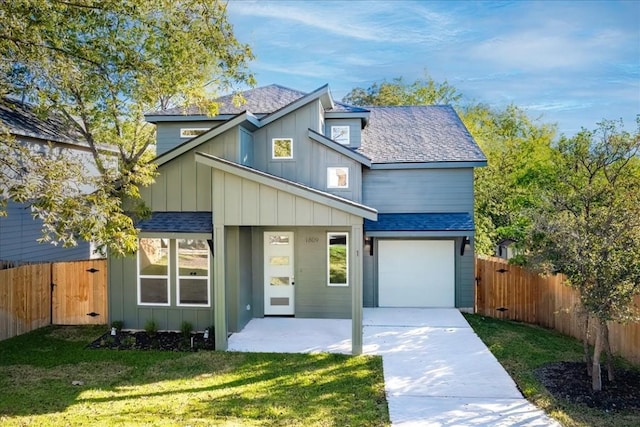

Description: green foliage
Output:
[144,319,158,335]
[180,321,193,338]
[110,320,124,332]
[460,103,557,255]
[329,245,347,284]
[0,1,254,256]
[343,71,461,106]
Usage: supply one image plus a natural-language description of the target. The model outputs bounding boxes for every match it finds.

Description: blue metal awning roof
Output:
[364,213,474,233]
[136,212,212,233]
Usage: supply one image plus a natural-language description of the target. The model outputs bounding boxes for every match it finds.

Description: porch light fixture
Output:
[364,236,373,256]
[460,236,471,256]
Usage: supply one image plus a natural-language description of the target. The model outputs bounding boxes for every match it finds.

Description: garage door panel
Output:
[379,240,455,308]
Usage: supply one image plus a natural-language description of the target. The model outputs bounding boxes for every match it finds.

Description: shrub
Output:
[144,319,158,335]
[180,321,193,338]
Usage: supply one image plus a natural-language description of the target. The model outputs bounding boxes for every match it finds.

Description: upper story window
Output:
[180,128,209,138]
[331,125,350,145]
[272,138,293,159]
[138,238,170,306]
[327,167,349,189]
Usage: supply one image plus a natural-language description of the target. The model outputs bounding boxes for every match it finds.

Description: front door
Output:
[264,231,295,315]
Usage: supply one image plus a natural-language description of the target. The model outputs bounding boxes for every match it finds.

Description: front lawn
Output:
[465,314,640,427]
[0,325,389,426]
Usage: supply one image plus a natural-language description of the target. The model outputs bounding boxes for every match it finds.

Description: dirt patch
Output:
[89,330,215,352]
[536,361,640,411]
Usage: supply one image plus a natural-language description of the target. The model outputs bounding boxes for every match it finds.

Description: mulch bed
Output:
[88,330,216,351]
[536,361,640,411]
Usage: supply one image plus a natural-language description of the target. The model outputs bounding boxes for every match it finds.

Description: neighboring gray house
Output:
[107,84,487,353]
[0,99,104,262]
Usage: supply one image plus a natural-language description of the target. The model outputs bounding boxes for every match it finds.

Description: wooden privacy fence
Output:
[0,259,107,341]
[475,256,640,365]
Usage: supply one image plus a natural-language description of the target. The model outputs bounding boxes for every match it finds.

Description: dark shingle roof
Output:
[0,98,83,144]
[137,212,212,233]
[364,212,474,232]
[149,84,308,116]
[357,106,486,164]
[330,101,369,113]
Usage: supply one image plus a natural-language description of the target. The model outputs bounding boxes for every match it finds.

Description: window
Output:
[272,138,293,159]
[327,167,349,189]
[180,128,209,138]
[328,232,348,286]
[138,238,170,305]
[177,239,210,306]
[331,125,350,145]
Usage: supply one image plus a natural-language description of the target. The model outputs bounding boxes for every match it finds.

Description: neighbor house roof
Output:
[136,211,213,234]
[364,212,474,234]
[357,106,487,164]
[1,98,83,145]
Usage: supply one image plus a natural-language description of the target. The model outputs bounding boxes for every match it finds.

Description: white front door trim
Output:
[264,231,295,315]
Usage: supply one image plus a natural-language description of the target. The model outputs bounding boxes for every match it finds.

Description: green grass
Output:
[464,314,640,427]
[0,325,389,426]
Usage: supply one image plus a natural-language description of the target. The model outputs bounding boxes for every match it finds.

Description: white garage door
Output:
[378,240,455,307]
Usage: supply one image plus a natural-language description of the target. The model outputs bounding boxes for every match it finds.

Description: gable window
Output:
[272,138,293,159]
[180,128,209,138]
[331,125,350,145]
[328,232,348,287]
[138,238,170,305]
[327,167,349,189]
[177,239,210,306]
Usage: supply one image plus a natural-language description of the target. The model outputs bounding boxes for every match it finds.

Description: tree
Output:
[343,72,462,106]
[0,0,254,255]
[527,118,640,391]
[460,103,556,256]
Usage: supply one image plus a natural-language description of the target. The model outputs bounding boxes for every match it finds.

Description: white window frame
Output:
[331,125,350,145]
[137,238,171,306]
[272,138,293,159]
[176,239,211,307]
[327,167,349,189]
[327,232,349,287]
[180,128,209,138]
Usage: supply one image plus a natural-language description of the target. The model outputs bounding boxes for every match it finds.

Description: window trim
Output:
[331,125,350,145]
[327,166,349,189]
[327,232,349,287]
[271,138,293,159]
[180,128,209,138]
[137,238,171,306]
[176,239,211,307]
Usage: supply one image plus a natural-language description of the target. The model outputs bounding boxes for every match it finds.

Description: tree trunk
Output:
[582,314,592,376]
[592,321,603,391]
[603,321,614,382]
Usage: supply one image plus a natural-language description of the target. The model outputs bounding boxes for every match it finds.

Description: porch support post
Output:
[214,224,228,350]
[351,223,363,355]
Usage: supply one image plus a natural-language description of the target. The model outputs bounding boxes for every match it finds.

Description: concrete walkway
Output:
[227,308,559,426]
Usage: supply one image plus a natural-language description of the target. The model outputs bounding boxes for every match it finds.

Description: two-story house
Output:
[107,84,486,354]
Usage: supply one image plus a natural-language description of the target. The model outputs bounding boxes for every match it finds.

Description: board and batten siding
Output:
[363,168,474,214]
[252,101,363,202]
[155,121,220,156]
[141,127,244,212]
[324,119,362,149]
[225,226,253,332]
[0,201,90,262]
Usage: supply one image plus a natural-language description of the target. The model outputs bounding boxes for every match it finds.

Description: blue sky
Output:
[226,0,639,136]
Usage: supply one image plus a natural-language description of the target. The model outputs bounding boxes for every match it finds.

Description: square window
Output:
[327,167,349,189]
[328,232,348,287]
[272,138,293,159]
[331,125,350,145]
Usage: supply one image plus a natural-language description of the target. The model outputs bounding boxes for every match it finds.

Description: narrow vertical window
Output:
[138,238,170,305]
[272,138,293,159]
[328,232,348,286]
[177,239,210,306]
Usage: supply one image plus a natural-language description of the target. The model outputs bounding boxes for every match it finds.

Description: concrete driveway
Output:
[227,308,559,426]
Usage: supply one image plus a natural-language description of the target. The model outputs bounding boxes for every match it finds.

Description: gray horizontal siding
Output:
[0,201,90,262]
[363,168,474,214]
